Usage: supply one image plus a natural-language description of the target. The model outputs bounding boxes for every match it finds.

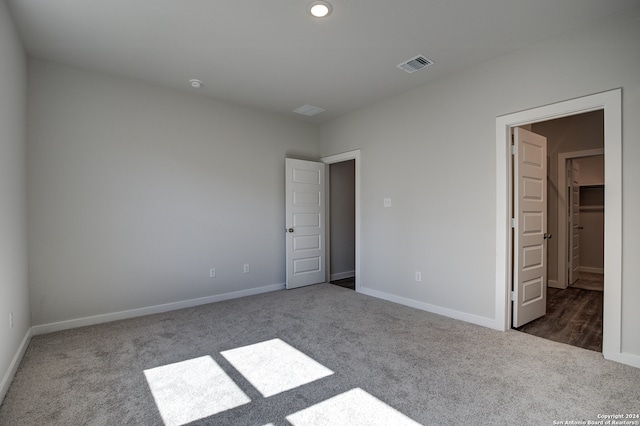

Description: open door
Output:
[568,160,581,284]
[285,158,326,289]
[513,128,548,328]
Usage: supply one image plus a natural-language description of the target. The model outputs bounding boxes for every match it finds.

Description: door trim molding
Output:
[556,148,604,290]
[321,150,361,291]
[495,89,624,364]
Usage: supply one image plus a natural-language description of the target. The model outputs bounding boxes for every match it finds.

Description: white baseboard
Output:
[548,279,565,289]
[32,283,285,335]
[579,266,604,274]
[330,270,355,281]
[604,350,640,369]
[357,286,502,331]
[1,328,32,404]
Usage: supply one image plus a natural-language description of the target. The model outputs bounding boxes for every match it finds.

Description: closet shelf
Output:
[579,205,604,211]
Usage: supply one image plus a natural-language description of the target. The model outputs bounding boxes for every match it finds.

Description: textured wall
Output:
[27,59,319,325]
[0,0,29,401]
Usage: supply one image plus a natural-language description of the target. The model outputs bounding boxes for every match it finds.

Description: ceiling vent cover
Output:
[397,55,434,74]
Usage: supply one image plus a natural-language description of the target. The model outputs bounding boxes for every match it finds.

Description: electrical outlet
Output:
[9,312,14,329]
[415,271,422,282]
[209,268,216,278]
[243,264,250,274]
[383,198,392,208]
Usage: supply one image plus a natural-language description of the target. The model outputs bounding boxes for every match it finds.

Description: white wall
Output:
[318,7,640,356]
[576,155,605,186]
[329,160,355,279]
[27,58,319,326]
[0,0,30,401]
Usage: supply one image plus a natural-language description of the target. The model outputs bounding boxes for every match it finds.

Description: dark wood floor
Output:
[516,286,603,352]
[330,277,355,290]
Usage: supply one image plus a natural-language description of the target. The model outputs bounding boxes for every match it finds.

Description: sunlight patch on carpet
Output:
[220,338,334,397]
[286,388,422,426]
[144,356,250,426]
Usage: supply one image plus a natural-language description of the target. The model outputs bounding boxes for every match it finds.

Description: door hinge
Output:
[511,144,517,156]
[510,291,516,302]
[511,218,517,228]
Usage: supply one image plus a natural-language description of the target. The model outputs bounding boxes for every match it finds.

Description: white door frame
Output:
[555,148,604,289]
[321,150,361,291]
[495,89,623,364]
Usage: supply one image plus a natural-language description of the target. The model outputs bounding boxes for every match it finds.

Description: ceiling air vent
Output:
[397,55,434,74]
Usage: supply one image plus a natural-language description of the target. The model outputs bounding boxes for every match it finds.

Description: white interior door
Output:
[513,128,548,328]
[568,160,581,284]
[285,158,326,289]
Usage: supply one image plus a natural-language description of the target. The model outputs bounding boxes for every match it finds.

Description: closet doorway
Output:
[321,150,361,292]
[516,112,605,352]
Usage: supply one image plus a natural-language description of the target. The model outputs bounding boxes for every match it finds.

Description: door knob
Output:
[544,233,553,239]
[288,228,294,233]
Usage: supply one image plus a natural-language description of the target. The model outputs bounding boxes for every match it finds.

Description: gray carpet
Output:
[1,284,639,425]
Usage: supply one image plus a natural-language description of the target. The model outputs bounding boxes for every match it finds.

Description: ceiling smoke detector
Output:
[397,55,434,74]
[293,104,325,117]
[189,79,203,88]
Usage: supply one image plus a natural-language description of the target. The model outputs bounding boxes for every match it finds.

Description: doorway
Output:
[556,149,605,289]
[328,160,356,290]
[495,89,623,363]
[321,150,361,291]
[515,142,605,352]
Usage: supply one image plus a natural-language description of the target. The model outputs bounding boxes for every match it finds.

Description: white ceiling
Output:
[7,0,638,123]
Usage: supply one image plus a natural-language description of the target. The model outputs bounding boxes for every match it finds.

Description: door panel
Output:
[513,128,548,328]
[286,158,326,289]
[293,213,321,227]
[523,277,543,302]
[293,235,321,251]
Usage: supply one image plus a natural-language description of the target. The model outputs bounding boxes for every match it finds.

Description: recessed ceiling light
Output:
[189,79,203,89]
[308,1,332,18]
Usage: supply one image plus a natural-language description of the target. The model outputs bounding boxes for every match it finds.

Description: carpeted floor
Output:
[1,284,639,425]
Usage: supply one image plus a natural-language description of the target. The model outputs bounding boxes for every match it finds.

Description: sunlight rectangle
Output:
[220,338,333,397]
[286,388,423,426]
[144,356,250,426]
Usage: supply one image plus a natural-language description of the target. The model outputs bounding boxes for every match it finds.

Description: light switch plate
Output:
[383,198,392,208]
